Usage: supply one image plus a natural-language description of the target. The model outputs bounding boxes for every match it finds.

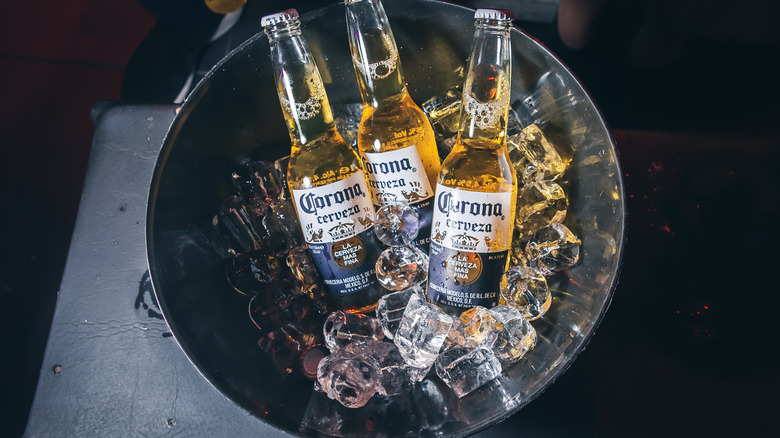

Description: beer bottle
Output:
[426,9,517,316]
[344,0,441,251]
[262,9,384,313]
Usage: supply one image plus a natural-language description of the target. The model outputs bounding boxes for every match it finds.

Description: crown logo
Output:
[377,192,399,204]
[328,222,356,240]
[450,233,479,250]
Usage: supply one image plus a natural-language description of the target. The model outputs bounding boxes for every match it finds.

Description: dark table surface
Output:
[22,0,780,436]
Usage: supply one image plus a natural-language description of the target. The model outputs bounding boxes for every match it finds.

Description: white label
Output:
[430,184,513,253]
[361,145,433,206]
[292,172,375,244]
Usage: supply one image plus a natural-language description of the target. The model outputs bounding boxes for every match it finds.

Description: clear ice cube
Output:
[231,171,270,219]
[286,248,325,298]
[246,160,282,201]
[514,179,568,240]
[447,306,501,348]
[499,265,551,321]
[421,86,462,159]
[315,349,379,408]
[343,340,423,396]
[394,293,453,369]
[263,199,304,254]
[434,345,501,398]
[323,310,384,352]
[489,305,537,367]
[507,123,567,183]
[212,195,264,254]
[375,245,429,291]
[525,223,582,275]
[373,201,420,246]
[375,286,423,339]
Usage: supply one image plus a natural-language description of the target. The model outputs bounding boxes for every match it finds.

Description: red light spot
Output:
[650,162,663,172]
[661,225,671,233]
[704,305,709,309]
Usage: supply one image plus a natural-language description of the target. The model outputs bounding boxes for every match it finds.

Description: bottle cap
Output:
[474,8,514,21]
[261,9,299,28]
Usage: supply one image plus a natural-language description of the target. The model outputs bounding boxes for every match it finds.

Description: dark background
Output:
[2,0,779,436]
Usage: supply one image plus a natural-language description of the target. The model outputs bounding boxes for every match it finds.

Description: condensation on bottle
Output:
[426,9,518,316]
[345,0,441,252]
[262,9,385,313]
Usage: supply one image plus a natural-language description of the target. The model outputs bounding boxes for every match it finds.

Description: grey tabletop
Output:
[24,104,292,437]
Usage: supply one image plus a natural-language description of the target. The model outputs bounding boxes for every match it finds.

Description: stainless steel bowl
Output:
[146,1,625,436]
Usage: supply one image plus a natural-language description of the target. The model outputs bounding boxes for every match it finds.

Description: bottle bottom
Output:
[327,289,385,314]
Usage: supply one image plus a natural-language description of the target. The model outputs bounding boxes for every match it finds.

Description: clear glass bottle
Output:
[426,9,518,316]
[262,9,384,313]
[345,0,441,251]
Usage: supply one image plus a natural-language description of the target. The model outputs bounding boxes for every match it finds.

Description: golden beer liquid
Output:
[266,13,384,313]
[428,13,517,316]
[346,1,441,204]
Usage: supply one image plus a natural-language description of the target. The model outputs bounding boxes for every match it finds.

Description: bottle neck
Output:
[266,21,337,147]
[457,19,512,150]
[345,0,407,107]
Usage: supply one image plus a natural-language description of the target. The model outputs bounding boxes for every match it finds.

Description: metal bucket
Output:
[146,1,625,436]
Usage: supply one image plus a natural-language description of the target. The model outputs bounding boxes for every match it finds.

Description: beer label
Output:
[362,145,433,206]
[292,172,380,296]
[362,145,435,249]
[427,185,513,309]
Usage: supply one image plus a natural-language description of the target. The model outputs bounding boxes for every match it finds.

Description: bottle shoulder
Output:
[357,93,436,153]
[288,130,365,189]
[438,144,516,193]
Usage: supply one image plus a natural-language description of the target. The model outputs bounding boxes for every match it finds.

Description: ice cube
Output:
[315,349,379,408]
[323,310,384,352]
[499,265,551,321]
[375,286,423,339]
[373,201,420,246]
[286,248,325,298]
[447,306,501,348]
[515,179,568,240]
[489,305,537,367]
[525,223,581,275]
[434,345,501,397]
[394,293,453,369]
[421,87,461,136]
[375,245,428,291]
[263,199,305,254]
[343,340,423,396]
[231,171,270,219]
[421,86,462,159]
[507,123,567,183]
[246,160,282,201]
[212,195,264,254]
